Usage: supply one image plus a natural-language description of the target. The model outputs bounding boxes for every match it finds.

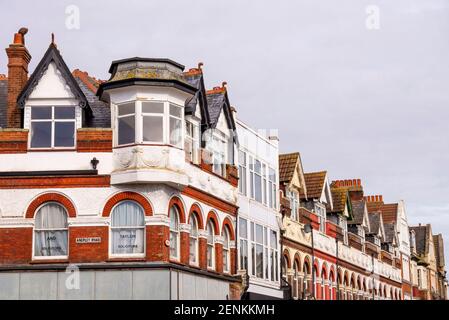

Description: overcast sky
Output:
[1,0,449,261]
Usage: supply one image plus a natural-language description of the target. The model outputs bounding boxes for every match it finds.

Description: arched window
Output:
[111,200,145,255]
[206,220,215,269]
[223,226,231,273]
[170,205,181,260]
[34,202,68,258]
[293,260,299,299]
[189,213,199,266]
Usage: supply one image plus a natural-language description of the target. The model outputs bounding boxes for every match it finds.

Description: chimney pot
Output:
[380,195,383,202]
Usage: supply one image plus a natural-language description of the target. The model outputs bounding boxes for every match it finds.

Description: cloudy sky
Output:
[1,0,449,260]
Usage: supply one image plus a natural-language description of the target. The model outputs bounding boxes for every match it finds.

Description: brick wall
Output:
[76,128,112,152]
[0,129,28,153]
[69,226,109,262]
[0,228,32,264]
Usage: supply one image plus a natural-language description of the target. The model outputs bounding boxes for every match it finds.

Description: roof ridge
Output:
[72,69,103,94]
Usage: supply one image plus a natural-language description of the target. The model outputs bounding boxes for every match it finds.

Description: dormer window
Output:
[357,225,365,239]
[30,105,76,149]
[286,190,299,221]
[115,100,184,148]
[374,236,381,246]
[185,120,200,163]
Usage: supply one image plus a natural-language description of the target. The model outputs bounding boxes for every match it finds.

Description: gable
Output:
[28,62,75,99]
[17,43,90,113]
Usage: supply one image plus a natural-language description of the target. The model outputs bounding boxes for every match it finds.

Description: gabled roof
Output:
[300,171,327,199]
[433,234,445,268]
[410,225,430,256]
[279,152,300,183]
[348,199,366,225]
[367,212,384,239]
[183,67,211,131]
[328,187,353,219]
[0,77,7,128]
[206,87,236,130]
[16,43,91,115]
[383,223,397,244]
[366,201,383,213]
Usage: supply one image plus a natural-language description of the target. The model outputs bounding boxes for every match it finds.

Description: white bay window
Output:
[116,100,184,147]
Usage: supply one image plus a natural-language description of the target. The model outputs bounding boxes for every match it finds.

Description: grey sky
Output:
[1,0,449,260]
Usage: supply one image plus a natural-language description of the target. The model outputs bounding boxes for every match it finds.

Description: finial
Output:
[198,62,204,70]
[222,81,228,89]
[51,33,55,44]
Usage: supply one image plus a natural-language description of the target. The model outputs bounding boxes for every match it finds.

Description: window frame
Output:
[185,119,200,164]
[223,227,231,274]
[109,200,146,258]
[189,213,199,266]
[169,205,181,261]
[287,189,299,221]
[29,105,77,150]
[32,202,69,260]
[115,100,185,148]
[206,220,216,270]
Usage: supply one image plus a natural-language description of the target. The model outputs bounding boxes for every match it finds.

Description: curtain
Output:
[34,203,68,257]
[111,201,144,254]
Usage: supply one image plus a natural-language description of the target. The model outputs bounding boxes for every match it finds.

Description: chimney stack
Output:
[5,27,31,128]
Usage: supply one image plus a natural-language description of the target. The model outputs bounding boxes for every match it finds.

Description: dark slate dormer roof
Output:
[0,79,7,128]
[368,212,382,236]
[410,225,430,256]
[16,43,91,116]
[72,71,110,128]
[348,199,366,225]
[206,87,237,140]
[183,69,211,130]
[383,223,396,244]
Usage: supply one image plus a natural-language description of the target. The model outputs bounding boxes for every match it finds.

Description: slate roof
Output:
[184,73,202,113]
[0,79,7,128]
[300,171,327,199]
[206,92,226,127]
[348,199,366,225]
[368,212,382,235]
[433,234,445,268]
[73,75,110,128]
[410,225,429,256]
[279,152,300,183]
[383,223,396,243]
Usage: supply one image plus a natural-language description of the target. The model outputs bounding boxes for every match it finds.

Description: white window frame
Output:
[238,217,248,271]
[268,167,277,209]
[29,105,77,150]
[169,206,181,261]
[238,150,247,196]
[115,100,185,148]
[207,220,216,270]
[211,132,227,177]
[109,200,146,258]
[185,119,200,164]
[32,202,69,260]
[223,227,231,274]
[287,189,299,221]
[314,202,326,233]
[189,214,199,266]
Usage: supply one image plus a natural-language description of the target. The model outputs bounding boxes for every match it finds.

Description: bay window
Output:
[169,103,183,147]
[30,105,76,149]
[223,227,231,273]
[116,100,184,147]
[34,202,68,258]
[142,101,164,143]
[111,201,145,255]
[189,214,199,265]
[206,220,215,269]
[170,206,181,260]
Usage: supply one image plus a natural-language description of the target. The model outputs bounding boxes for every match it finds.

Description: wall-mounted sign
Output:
[76,237,101,244]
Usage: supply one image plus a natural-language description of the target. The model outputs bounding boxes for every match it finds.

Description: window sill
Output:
[28,148,76,152]
[107,257,147,263]
[30,258,69,264]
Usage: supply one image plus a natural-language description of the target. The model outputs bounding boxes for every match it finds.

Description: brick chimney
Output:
[5,27,31,128]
